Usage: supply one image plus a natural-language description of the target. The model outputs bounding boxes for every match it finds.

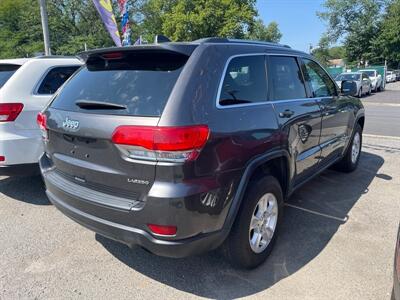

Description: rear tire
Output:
[334,123,362,173]
[223,175,284,269]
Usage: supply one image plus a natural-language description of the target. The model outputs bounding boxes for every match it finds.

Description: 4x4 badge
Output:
[62,117,80,131]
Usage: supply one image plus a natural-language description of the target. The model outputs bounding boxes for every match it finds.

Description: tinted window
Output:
[51,52,187,117]
[0,64,20,88]
[362,70,376,77]
[303,59,337,97]
[37,66,79,95]
[219,56,267,106]
[336,74,361,81]
[268,56,307,101]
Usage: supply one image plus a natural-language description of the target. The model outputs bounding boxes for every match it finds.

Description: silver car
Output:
[335,72,372,97]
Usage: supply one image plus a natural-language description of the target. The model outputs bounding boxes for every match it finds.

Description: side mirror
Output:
[341,80,357,96]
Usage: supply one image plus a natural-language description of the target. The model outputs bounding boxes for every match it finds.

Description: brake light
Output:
[112,125,209,162]
[0,156,4,162]
[0,103,24,122]
[147,224,177,236]
[36,112,47,130]
[101,52,124,60]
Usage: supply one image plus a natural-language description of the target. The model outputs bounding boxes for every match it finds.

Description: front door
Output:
[301,58,352,164]
[267,55,322,185]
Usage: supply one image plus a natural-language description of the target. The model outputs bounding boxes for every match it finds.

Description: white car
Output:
[359,69,384,92]
[0,56,82,176]
[386,71,396,83]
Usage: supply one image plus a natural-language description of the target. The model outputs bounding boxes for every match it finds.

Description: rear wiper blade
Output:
[75,100,127,110]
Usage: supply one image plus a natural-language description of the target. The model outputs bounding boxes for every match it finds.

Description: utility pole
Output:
[39,0,51,55]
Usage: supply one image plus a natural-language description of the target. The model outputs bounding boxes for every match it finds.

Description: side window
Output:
[268,56,307,101]
[37,66,79,95]
[302,59,337,97]
[219,55,267,106]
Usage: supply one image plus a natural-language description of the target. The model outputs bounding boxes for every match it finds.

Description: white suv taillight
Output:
[36,112,48,141]
[112,125,210,163]
[0,103,24,122]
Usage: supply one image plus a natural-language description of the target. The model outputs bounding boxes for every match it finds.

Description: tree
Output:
[374,0,400,68]
[139,0,257,41]
[318,0,388,65]
[247,20,282,43]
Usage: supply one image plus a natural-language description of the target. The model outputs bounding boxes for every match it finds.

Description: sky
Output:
[257,0,327,52]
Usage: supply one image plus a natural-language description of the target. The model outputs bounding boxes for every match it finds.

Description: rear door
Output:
[301,58,351,164]
[45,50,189,202]
[267,55,322,185]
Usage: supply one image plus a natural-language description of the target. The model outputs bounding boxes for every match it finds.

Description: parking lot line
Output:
[363,133,400,140]
[285,203,349,223]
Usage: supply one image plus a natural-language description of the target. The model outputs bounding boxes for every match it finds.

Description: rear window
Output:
[0,64,20,88]
[50,51,188,117]
[219,55,267,106]
[362,70,376,77]
[336,74,361,81]
[37,66,80,95]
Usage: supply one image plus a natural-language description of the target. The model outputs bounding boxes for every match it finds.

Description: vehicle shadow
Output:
[0,175,49,205]
[97,151,385,299]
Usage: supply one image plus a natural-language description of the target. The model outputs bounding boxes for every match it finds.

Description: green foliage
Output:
[312,35,345,66]
[374,0,400,68]
[247,20,282,43]
[318,0,400,68]
[318,0,390,65]
[140,0,257,41]
[0,0,283,58]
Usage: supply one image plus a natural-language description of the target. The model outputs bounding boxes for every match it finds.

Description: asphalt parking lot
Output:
[1,84,400,299]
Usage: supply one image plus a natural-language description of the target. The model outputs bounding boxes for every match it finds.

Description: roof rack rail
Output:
[194,37,291,48]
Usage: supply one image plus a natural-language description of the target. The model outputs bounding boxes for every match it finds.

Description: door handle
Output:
[279,109,294,118]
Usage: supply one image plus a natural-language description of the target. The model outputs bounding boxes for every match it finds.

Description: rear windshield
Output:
[336,74,361,81]
[362,70,376,77]
[0,64,20,88]
[50,51,188,117]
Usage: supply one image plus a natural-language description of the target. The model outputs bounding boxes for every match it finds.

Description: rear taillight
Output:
[0,103,24,122]
[36,112,48,141]
[36,112,47,130]
[0,156,5,162]
[112,125,209,162]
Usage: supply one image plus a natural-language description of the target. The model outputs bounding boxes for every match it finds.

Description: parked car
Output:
[359,69,384,92]
[335,72,371,97]
[0,56,82,176]
[395,70,400,81]
[387,71,397,83]
[393,223,400,300]
[38,38,365,269]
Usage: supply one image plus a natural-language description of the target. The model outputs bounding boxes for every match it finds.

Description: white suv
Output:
[359,69,384,92]
[0,56,82,176]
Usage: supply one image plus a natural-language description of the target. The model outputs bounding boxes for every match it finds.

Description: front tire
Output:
[334,123,362,173]
[223,175,284,269]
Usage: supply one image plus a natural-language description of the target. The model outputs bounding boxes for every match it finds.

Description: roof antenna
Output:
[154,35,171,44]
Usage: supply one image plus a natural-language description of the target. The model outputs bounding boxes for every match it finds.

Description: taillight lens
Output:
[112,125,209,162]
[147,224,177,236]
[36,112,47,130]
[37,112,48,141]
[0,156,5,162]
[0,103,24,122]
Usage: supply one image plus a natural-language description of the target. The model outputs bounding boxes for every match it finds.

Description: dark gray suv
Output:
[38,38,365,268]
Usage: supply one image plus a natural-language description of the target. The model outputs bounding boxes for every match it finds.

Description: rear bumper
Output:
[0,163,40,176]
[0,128,43,165]
[46,189,227,258]
[39,154,235,257]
